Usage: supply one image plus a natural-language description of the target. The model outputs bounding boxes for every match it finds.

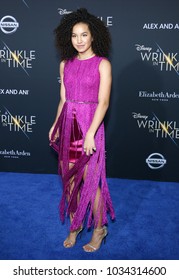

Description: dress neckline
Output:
[75,54,96,61]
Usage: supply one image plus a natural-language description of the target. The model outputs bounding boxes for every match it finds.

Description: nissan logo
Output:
[0,16,19,34]
[146,153,167,169]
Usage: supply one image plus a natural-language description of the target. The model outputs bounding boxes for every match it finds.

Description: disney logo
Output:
[135,44,152,52]
[132,112,148,120]
[58,8,72,15]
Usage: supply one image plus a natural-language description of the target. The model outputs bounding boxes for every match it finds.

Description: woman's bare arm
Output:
[83,59,112,155]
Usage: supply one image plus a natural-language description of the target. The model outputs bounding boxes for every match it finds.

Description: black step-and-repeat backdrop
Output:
[0,0,179,182]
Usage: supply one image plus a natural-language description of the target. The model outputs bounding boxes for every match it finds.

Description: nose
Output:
[77,36,82,44]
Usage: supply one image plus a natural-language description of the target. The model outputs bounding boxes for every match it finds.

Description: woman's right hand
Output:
[49,125,58,142]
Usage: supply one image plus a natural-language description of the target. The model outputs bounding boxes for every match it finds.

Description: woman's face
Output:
[71,22,93,55]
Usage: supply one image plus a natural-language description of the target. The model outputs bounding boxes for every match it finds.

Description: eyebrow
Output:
[72,31,88,35]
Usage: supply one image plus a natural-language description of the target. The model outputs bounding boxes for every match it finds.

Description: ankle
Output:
[94,226,106,232]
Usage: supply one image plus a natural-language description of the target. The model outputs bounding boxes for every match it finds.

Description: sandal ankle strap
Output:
[94,226,106,232]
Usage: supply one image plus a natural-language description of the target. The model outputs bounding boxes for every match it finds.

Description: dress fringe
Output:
[50,102,115,231]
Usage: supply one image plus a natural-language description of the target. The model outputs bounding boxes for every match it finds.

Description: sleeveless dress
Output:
[50,55,115,231]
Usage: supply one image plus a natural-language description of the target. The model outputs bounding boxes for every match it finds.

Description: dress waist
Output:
[66,99,98,104]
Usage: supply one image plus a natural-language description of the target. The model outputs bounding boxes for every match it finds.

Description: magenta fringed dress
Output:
[50,55,115,231]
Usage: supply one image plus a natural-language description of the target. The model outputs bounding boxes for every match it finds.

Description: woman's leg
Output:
[82,186,107,252]
[63,162,83,248]
[82,163,107,252]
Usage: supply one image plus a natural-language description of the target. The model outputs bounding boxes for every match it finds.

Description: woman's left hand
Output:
[83,131,96,156]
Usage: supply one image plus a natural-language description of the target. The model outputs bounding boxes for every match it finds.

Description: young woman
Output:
[49,8,115,252]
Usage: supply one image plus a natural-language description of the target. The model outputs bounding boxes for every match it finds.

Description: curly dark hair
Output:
[54,8,111,60]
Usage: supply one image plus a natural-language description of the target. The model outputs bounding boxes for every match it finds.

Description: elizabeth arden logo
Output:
[0,149,31,158]
[138,90,179,102]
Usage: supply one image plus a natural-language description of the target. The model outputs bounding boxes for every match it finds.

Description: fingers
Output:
[83,134,96,155]
[83,147,96,156]
[49,128,54,141]
[49,131,58,142]
[49,125,57,141]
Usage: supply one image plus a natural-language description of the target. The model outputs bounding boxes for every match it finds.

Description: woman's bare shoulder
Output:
[99,58,112,73]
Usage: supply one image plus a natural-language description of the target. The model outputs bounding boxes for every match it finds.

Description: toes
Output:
[83,244,95,252]
[63,239,73,248]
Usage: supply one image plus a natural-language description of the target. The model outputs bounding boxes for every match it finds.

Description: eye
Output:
[71,34,76,38]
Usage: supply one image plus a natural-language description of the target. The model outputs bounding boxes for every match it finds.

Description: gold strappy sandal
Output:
[63,226,83,248]
[83,226,108,252]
